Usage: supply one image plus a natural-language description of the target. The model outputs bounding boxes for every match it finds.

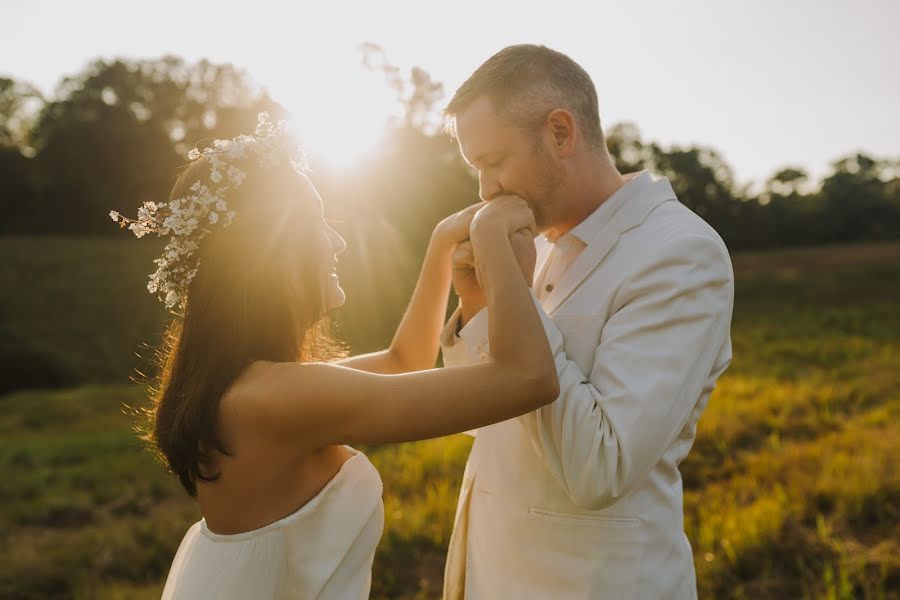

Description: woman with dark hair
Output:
[112,115,557,599]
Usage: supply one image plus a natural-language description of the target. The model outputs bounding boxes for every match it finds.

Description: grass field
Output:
[1,237,898,599]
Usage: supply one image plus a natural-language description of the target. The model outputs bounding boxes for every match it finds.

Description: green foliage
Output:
[0,238,898,598]
[606,122,900,250]
[0,77,42,149]
[1,56,898,249]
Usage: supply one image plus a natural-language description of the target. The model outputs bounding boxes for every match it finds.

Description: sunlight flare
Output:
[275,55,400,169]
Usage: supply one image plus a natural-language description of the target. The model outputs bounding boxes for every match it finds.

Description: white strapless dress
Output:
[161,447,384,599]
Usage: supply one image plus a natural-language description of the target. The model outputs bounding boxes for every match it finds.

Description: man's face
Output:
[455,96,564,231]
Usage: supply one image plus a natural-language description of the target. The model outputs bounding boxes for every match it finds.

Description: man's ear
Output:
[545,108,577,158]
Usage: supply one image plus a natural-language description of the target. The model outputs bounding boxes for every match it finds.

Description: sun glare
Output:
[274,56,401,169]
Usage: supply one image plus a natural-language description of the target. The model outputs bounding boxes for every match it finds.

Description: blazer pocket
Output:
[527,508,641,529]
[527,507,647,600]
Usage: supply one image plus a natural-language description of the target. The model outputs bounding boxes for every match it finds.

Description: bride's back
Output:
[194,364,354,535]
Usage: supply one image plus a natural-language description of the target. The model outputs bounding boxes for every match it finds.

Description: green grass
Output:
[0,236,168,391]
[1,238,899,599]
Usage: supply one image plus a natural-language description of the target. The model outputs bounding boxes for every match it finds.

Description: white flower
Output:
[216,199,227,211]
[165,290,179,307]
[128,222,149,238]
[109,210,120,222]
[255,112,272,136]
[208,212,219,224]
[190,181,201,192]
[227,166,246,186]
[210,169,222,183]
[188,148,200,160]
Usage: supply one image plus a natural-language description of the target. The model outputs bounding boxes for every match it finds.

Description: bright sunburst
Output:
[274,52,401,169]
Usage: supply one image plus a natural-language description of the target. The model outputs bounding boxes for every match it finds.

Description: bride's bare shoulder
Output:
[220,360,352,434]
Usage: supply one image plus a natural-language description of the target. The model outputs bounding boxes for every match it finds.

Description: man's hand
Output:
[451,240,485,325]
[449,196,537,327]
[452,227,536,326]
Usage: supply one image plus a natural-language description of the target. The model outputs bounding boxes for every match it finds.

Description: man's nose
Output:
[478,173,503,201]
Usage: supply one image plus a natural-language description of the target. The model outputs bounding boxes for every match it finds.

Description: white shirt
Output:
[534,172,643,302]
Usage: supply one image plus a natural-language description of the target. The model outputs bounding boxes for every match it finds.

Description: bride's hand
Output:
[432,201,485,249]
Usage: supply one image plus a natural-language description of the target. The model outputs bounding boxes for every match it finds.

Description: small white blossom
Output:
[208,212,219,224]
[188,148,200,160]
[109,210,120,222]
[128,222,150,238]
[227,166,246,186]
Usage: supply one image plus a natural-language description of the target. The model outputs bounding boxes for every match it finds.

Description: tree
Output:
[606,122,651,173]
[23,57,280,234]
[0,77,44,232]
[0,77,44,153]
[359,42,445,134]
[818,153,900,242]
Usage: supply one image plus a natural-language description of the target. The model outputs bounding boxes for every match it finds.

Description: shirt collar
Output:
[552,170,653,247]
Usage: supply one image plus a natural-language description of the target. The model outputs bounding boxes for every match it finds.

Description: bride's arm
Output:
[337,203,481,374]
[242,198,559,446]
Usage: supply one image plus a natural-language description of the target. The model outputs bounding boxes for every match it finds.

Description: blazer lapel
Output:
[542,175,678,315]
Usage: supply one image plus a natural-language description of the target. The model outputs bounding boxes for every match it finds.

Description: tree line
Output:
[2,53,898,252]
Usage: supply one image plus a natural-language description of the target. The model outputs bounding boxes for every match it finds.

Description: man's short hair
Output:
[445,44,605,152]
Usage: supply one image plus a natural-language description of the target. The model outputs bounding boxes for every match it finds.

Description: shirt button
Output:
[545,284,554,293]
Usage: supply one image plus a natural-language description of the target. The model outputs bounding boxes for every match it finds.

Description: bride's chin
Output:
[327,285,346,311]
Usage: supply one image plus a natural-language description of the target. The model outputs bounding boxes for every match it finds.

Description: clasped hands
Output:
[434,197,538,326]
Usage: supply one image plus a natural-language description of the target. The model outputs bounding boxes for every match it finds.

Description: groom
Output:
[439,45,734,599]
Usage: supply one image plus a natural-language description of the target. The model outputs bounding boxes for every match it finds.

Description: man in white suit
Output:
[439,45,734,599]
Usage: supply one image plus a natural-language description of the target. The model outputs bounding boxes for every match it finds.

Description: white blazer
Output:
[440,172,734,599]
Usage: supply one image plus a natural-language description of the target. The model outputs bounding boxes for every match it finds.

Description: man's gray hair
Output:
[445,45,605,152]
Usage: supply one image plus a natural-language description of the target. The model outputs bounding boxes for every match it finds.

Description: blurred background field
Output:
[1,237,897,599]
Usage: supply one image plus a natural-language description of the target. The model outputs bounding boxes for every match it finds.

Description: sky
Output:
[2,0,898,186]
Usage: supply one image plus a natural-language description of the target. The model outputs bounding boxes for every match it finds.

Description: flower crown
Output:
[110,112,304,313]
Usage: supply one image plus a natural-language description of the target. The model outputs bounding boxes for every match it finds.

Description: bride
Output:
[111,114,557,599]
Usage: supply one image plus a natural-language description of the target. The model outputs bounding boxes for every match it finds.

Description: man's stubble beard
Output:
[530,145,567,232]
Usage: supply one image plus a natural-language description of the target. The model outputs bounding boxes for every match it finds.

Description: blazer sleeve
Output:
[439,306,491,438]
[446,233,734,509]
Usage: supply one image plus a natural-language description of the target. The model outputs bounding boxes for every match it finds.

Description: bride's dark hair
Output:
[144,157,342,497]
